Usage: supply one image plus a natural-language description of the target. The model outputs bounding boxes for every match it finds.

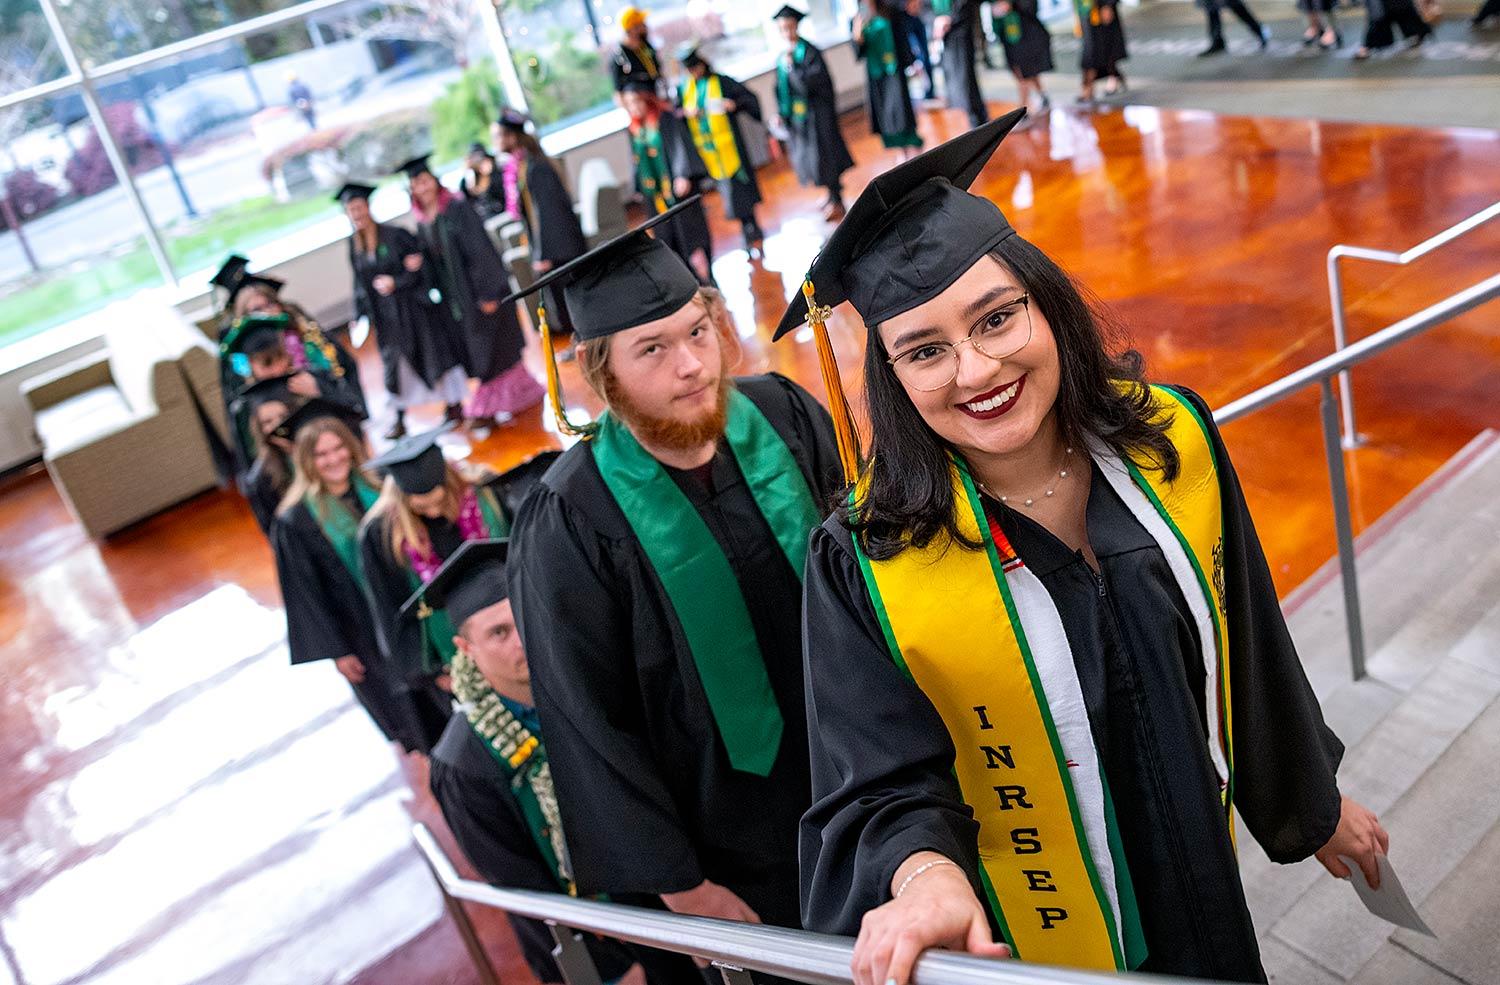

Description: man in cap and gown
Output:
[338,181,469,439]
[675,44,766,254]
[775,112,1383,982]
[505,202,843,941]
[772,5,856,221]
[418,541,700,985]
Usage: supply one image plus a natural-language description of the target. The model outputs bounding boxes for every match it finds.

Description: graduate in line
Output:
[340,182,469,440]
[611,6,664,100]
[1075,0,1128,101]
[419,541,698,985]
[357,428,510,753]
[854,0,924,160]
[506,203,842,940]
[772,5,856,221]
[676,44,766,255]
[494,110,589,336]
[399,155,545,430]
[621,82,716,285]
[271,399,435,751]
[234,374,297,535]
[776,112,1387,983]
[991,0,1053,116]
[930,0,989,128]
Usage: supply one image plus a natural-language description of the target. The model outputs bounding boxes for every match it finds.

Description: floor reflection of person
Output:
[777,112,1388,985]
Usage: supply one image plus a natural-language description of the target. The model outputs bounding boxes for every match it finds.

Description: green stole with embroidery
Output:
[590,388,821,776]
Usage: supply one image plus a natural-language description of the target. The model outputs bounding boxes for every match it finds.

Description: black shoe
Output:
[1197,42,1227,56]
[384,416,407,441]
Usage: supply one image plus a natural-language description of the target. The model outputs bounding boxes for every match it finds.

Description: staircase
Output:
[1240,430,1500,985]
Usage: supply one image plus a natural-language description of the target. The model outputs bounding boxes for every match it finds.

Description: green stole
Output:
[776,41,810,123]
[450,648,575,893]
[590,388,821,777]
[409,488,510,674]
[631,120,675,214]
[307,476,382,581]
[862,15,902,79]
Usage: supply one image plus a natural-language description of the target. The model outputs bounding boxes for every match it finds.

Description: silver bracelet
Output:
[894,858,959,899]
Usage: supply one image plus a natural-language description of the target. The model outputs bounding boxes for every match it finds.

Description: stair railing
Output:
[412,823,1220,985]
[1327,201,1500,449]
[1216,271,1500,680]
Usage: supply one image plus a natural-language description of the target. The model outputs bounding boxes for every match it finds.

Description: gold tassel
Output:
[538,301,598,438]
[802,280,860,483]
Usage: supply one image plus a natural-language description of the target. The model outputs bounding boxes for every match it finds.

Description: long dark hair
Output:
[850,235,1179,560]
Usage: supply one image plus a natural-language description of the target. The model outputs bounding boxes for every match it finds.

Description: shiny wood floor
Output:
[1,101,1496,985]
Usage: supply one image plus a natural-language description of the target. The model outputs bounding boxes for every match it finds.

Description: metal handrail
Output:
[1216,271,1500,679]
[412,824,1215,985]
[1327,201,1500,448]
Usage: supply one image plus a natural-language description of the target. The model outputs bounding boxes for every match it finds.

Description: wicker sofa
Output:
[22,300,223,539]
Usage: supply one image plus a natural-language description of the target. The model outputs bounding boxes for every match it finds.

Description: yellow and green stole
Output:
[682,75,743,182]
[853,384,1233,971]
[590,388,822,777]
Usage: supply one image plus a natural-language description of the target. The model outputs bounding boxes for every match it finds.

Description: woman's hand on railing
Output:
[662,879,763,966]
[854,852,1010,985]
[1314,795,1390,888]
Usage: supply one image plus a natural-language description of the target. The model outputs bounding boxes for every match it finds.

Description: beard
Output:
[605,371,731,451]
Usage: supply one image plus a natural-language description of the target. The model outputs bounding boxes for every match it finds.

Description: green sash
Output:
[776,41,810,123]
[591,388,821,776]
[632,122,675,214]
[307,477,382,582]
[410,488,510,674]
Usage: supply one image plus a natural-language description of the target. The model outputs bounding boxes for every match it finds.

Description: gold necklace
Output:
[976,446,1074,509]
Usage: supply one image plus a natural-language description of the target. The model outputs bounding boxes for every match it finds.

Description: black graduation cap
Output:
[483,449,561,519]
[366,423,454,495]
[222,312,292,357]
[394,154,434,180]
[677,41,706,68]
[398,539,510,633]
[772,4,806,20]
[210,254,284,308]
[334,181,376,203]
[501,198,703,342]
[773,108,1027,340]
[234,374,296,411]
[498,108,530,133]
[270,396,365,443]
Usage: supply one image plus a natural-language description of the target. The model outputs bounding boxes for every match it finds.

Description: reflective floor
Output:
[1,101,1497,984]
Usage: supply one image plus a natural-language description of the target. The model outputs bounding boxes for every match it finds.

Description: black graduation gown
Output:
[611,39,662,93]
[461,172,508,221]
[357,510,466,753]
[420,196,525,382]
[779,42,855,190]
[1079,0,1128,76]
[996,0,1054,79]
[798,389,1343,982]
[429,717,640,983]
[518,153,588,337]
[645,114,715,280]
[678,74,763,224]
[939,0,989,126]
[509,374,842,926]
[854,16,921,144]
[242,453,287,536]
[350,223,466,396]
[274,494,436,751]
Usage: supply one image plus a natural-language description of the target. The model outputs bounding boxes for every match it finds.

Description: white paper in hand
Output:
[1339,854,1436,937]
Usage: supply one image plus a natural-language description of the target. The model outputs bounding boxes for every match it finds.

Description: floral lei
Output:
[405,488,486,582]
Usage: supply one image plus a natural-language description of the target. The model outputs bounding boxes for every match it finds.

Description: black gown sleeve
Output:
[720,76,762,124]
[383,225,429,293]
[448,198,509,305]
[244,458,283,536]
[349,239,373,325]
[1176,386,1344,863]
[763,372,844,511]
[357,516,425,683]
[659,113,709,183]
[526,159,586,264]
[272,508,355,665]
[509,483,706,896]
[798,522,985,935]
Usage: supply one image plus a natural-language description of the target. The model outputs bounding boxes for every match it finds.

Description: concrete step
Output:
[1266,689,1500,979]
[1350,817,1500,985]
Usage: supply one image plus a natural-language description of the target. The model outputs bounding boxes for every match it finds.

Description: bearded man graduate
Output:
[506,201,842,939]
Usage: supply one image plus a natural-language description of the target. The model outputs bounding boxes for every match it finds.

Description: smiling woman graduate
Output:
[778,110,1388,984]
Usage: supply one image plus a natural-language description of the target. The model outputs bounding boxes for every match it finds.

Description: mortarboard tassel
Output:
[538,301,599,439]
[802,280,860,483]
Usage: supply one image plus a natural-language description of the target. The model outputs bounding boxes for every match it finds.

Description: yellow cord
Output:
[802,280,860,482]
[538,301,598,438]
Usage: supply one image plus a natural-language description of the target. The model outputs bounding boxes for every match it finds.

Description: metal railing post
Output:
[1318,378,1368,680]
[1326,251,1360,449]
[417,842,502,985]
[550,924,606,985]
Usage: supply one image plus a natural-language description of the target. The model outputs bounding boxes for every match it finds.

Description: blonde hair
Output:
[277,416,370,516]
[364,461,491,564]
[578,287,739,401]
[233,282,280,319]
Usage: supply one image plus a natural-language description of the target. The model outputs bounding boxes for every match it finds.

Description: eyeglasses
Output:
[887,294,1033,392]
